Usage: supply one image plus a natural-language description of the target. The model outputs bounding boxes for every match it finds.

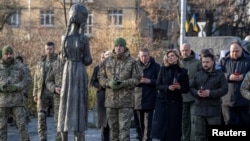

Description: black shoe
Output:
[136,136,142,141]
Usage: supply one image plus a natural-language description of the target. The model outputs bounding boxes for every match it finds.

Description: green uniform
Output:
[98,50,140,141]
[0,59,32,141]
[46,60,63,141]
[33,54,57,141]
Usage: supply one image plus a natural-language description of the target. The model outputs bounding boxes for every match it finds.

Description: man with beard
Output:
[33,42,58,141]
[0,45,31,141]
[190,53,228,141]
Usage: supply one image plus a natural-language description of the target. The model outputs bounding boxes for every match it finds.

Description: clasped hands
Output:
[230,73,243,81]
[197,89,210,97]
[168,82,181,91]
[0,84,17,93]
[108,80,126,90]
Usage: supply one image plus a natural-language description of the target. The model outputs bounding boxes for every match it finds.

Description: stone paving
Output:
[7,110,138,141]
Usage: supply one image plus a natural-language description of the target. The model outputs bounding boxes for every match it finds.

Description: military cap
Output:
[2,45,14,55]
[114,37,126,48]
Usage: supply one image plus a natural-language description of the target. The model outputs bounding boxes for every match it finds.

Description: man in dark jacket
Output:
[134,48,160,141]
[219,41,250,125]
[180,43,201,141]
[90,51,112,141]
[191,53,228,141]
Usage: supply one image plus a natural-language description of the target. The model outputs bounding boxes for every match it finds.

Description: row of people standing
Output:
[91,38,161,141]
[0,4,98,140]
[92,39,250,141]
[33,3,92,141]
[92,38,192,141]
[152,41,250,141]
[2,38,249,141]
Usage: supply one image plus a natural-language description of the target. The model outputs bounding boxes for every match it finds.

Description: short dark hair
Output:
[230,41,241,47]
[15,55,23,63]
[46,41,55,47]
[139,48,149,53]
[200,49,210,55]
[202,53,215,62]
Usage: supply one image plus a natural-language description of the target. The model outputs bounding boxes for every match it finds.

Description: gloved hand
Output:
[6,84,17,93]
[112,81,127,90]
[108,80,119,90]
[117,81,127,89]
[0,85,8,93]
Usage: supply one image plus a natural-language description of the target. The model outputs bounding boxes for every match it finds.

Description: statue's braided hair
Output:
[62,4,88,59]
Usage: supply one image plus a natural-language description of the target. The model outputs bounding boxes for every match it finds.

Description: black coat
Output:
[220,54,250,107]
[151,64,189,140]
[190,68,228,116]
[90,65,107,128]
[134,57,160,110]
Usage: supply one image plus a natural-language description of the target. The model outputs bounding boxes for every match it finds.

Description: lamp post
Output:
[180,0,186,47]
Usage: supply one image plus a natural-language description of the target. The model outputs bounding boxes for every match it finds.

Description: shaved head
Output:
[180,43,192,58]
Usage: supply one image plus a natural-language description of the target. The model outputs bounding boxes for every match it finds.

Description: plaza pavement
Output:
[7,110,138,141]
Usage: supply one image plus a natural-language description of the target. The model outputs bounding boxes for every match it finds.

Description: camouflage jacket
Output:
[45,60,63,95]
[33,54,58,99]
[98,50,141,108]
[0,60,32,107]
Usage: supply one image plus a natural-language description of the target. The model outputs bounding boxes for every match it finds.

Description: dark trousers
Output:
[182,101,195,141]
[135,109,154,141]
[101,124,110,141]
[195,115,220,141]
[222,106,250,125]
[134,110,142,140]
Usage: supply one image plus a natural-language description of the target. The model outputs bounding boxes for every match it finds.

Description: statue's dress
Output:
[58,34,92,132]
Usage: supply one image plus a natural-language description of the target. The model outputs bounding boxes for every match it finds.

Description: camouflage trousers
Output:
[37,90,54,141]
[106,107,133,141]
[0,107,30,141]
[53,95,61,141]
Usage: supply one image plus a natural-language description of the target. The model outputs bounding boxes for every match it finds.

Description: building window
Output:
[85,13,92,36]
[8,10,21,27]
[108,9,122,27]
[40,10,54,26]
[153,20,168,40]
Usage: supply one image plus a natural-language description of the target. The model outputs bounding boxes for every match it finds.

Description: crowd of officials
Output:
[2,38,250,141]
[1,4,250,141]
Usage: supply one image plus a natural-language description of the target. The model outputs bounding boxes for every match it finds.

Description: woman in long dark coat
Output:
[151,49,189,141]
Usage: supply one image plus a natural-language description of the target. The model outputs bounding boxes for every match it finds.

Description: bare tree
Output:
[0,0,21,31]
[140,0,250,38]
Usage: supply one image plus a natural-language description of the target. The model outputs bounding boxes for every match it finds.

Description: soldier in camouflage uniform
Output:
[0,45,31,141]
[16,55,32,124]
[33,42,58,141]
[98,37,141,141]
[45,58,63,141]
